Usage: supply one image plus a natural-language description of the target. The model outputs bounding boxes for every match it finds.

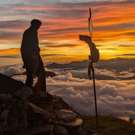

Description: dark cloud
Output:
[42,54,66,57]
[124,32,135,36]
[47,27,86,35]
[103,48,118,50]
[0,55,19,58]
[120,54,135,56]
[0,20,28,40]
[0,31,21,39]
[41,41,78,48]
[47,8,87,19]
[0,20,28,29]
[95,23,135,32]
[46,43,78,48]
[118,44,135,47]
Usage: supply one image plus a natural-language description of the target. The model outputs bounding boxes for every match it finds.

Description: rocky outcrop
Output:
[0,74,87,135]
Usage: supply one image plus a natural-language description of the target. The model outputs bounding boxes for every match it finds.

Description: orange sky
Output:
[0,1,135,64]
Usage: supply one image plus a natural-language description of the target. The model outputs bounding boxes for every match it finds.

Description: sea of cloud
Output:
[0,64,135,118]
[47,72,135,117]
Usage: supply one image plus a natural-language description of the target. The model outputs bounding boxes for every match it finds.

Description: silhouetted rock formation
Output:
[0,74,85,135]
[0,73,32,97]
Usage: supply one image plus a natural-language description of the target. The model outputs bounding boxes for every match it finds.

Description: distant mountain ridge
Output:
[47,58,135,72]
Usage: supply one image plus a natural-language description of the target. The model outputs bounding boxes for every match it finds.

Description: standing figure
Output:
[21,19,46,95]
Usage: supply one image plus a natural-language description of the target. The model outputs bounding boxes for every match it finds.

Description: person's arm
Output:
[33,32,40,55]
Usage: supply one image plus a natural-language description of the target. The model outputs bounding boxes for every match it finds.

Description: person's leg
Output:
[39,56,46,94]
[34,55,47,95]
[25,70,33,88]
[38,69,46,95]
[40,69,46,93]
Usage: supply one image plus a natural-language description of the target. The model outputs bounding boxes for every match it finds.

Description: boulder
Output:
[54,125,69,135]
[0,73,85,135]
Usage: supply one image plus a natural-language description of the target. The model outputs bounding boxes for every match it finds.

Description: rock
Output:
[0,109,9,134]
[0,73,33,100]
[54,125,69,135]
[56,109,83,127]
[6,98,28,132]
[0,73,84,135]
[28,102,51,120]
[19,124,54,135]
[0,73,24,94]
[56,109,78,122]
[15,86,33,100]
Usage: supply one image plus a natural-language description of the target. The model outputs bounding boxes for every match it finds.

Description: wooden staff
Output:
[88,8,99,130]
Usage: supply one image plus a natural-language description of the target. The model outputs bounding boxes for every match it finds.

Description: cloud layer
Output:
[47,72,135,116]
[0,64,135,117]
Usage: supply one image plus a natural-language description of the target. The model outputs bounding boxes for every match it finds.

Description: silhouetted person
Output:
[21,19,46,95]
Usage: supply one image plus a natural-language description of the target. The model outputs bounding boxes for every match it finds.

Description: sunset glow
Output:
[0,0,135,63]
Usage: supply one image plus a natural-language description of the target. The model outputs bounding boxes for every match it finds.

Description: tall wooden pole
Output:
[88,8,98,130]
[91,64,98,129]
